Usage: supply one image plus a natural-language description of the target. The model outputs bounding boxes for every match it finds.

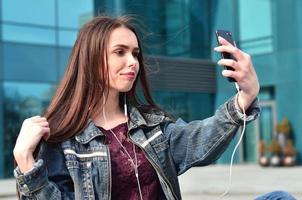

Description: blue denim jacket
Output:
[14,96,259,200]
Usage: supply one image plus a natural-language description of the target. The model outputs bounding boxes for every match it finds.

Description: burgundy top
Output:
[98,123,161,200]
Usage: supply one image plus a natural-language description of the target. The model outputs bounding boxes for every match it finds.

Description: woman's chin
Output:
[119,85,133,93]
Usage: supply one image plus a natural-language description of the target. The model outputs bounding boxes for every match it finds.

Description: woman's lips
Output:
[121,72,135,79]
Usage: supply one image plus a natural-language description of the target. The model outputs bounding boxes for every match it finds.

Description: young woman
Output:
[13,16,295,200]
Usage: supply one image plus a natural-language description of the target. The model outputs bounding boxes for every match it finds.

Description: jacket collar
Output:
[75,119,104,144]
[128,104,173,129]
[75,105,173,144]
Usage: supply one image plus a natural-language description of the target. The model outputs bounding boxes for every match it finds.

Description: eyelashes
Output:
[132,51,139,58]
[115,49,125,56]
[114,49,139,58]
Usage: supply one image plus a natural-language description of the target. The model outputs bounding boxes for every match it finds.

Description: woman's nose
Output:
[127,54,137,67]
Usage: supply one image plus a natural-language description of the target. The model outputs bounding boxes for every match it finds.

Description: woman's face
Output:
[106,26,140,94]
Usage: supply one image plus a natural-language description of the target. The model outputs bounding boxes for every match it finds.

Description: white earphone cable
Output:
[102,95,143,200]
[218,83,246,199]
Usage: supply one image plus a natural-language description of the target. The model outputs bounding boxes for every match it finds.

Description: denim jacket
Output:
[14,96,260,200]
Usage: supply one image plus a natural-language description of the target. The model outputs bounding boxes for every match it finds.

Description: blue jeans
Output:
[255,191,297,200]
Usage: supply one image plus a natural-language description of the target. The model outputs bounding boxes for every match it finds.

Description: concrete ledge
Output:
[179,164,302,200]
[0,179,17,200]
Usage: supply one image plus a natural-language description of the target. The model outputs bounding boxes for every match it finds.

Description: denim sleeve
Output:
[163,95,260,175]
[14,142,74,199]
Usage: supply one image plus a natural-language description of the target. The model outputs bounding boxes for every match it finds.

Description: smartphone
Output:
[215,29,236,82]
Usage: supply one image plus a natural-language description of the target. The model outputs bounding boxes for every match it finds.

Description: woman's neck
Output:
[104,91,121,116]
[94,90,127,130]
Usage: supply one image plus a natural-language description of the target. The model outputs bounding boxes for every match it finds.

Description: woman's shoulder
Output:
[137,104,164,115]
[130,104,175,127]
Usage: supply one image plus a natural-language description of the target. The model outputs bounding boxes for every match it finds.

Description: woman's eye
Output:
[133,52,139,58]
[115,50,125,56]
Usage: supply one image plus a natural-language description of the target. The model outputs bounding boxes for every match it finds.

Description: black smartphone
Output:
[215,29,236,82]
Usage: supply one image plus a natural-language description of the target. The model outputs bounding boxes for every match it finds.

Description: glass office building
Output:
[0,0,215,178]
[214,0,302,164]
[0,0,301,179]
[0,0,95,178]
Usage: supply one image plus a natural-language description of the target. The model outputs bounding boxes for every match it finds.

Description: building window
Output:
[2,0,55,26]
[58,30,78,47]
[152,91,214,121]
[238,0,273,55]
[2,0,94,47]
[58,0,94,29]
[164,0,191,57]
[2,24,56,45]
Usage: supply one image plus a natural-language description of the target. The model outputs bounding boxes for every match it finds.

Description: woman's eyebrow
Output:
[112,44,140,51]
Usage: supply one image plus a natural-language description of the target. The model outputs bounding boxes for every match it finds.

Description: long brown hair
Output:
[44,15,158,143]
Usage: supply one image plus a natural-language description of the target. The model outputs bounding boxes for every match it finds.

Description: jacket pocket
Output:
[153,139,169,153]
[64,150,95,200]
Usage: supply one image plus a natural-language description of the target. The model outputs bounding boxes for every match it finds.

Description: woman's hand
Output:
[13,116,50,173]
[214,36,260,111]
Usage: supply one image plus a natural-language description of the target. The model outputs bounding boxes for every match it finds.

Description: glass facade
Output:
[2,0,93,47]
[153,91,214,121]
[0,0,215,178]
[3,0,56,26]
[2,0,301,179]
[214,0,302,164]
[96,0,213,58]
[0,0,94,178]
[238,0,273,55]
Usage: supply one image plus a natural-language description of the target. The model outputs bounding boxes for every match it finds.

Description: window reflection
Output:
[59,48,72,76]
[152,91,214,121]
[58,0,94,29]
[3,82,55,177]
[59,30,78,47]
[238,0,273,54]
[122,0,211,58]
[3,43,57,82]
[164,0,191,57]
[2,0,55,26]
[3,24,56,45]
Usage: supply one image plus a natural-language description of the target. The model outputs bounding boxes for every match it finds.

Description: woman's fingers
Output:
[221,69,235,79]
[217,36,232,46]
[31,116,47,123]
[26,116,49,128]
[14,116,51,172]
[214,45,244,61]
[215,36,248,60]
[221,69,241,81]
[217,59,239,71]
[215,36,253,82]
[42,127,51,141]
[215,36,260,110]
[14,116,50,154]
[37,121,49,128]
[221,69,248,82]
